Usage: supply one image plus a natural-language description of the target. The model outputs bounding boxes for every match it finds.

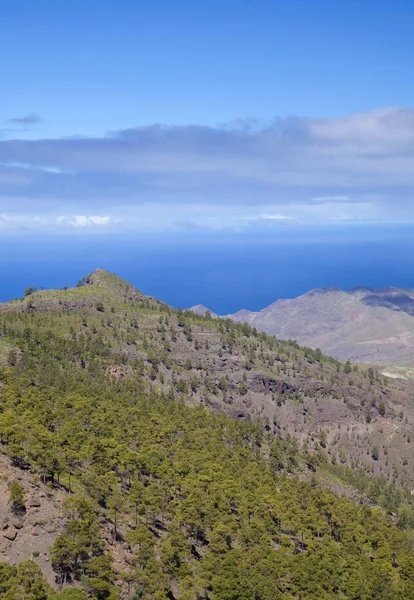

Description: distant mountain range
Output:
[190,286,414,365]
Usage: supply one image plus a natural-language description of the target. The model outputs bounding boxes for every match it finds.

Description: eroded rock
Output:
[28,497,41,507]
[2,527,17,541]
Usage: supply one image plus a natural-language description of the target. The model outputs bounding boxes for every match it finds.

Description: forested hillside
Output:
[1,270,414,599]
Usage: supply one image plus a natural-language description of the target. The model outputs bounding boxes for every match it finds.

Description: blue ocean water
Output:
[1,226,414,314]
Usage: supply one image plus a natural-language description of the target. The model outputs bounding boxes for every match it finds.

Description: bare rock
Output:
[45,525,56,534]
[26,516,42,527]
[11,518,24,530]
[28,497,41,507]
[2,527,17,541]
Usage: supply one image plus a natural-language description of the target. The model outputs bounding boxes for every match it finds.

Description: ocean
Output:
[2,225,414,314]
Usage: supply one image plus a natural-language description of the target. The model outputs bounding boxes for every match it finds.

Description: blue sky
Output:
[2,0,414,236]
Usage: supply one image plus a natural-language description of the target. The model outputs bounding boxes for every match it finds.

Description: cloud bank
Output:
[1,107,414,233]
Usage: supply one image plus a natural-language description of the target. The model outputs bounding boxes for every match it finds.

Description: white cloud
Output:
[0,161,67,174]
[1,107,414,232]
[0,213,44,228]
[308,108,414,147]
[60,215,113,228]
[311,195,350,203]
[0,213,118,233]
[260,213,291,221]
[89,215,112,226]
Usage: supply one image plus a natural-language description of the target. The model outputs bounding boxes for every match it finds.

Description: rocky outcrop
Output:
[0,455,66,585]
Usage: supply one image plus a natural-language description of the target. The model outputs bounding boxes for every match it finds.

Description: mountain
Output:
[224,286,414,366]
[1,270,414,598]
[188,304,218,318]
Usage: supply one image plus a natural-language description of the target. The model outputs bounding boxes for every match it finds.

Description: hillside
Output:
[1,270,414,599]
[219,286,414,366]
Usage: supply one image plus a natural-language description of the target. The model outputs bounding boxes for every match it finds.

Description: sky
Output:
[1,0,414,305]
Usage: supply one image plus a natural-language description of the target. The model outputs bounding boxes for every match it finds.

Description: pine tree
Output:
[9,480,25,515]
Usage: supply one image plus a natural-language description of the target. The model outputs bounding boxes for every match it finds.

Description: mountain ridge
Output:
[189,285,414,366]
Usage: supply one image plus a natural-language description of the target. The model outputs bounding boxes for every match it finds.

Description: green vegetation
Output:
[0,560,89,599]
[0,271,414,599]
[24,286,37,297]
[9,479,25,515]
[322,463,414,529]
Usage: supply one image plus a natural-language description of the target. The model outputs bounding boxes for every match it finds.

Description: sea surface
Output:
[2,226,414,314]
